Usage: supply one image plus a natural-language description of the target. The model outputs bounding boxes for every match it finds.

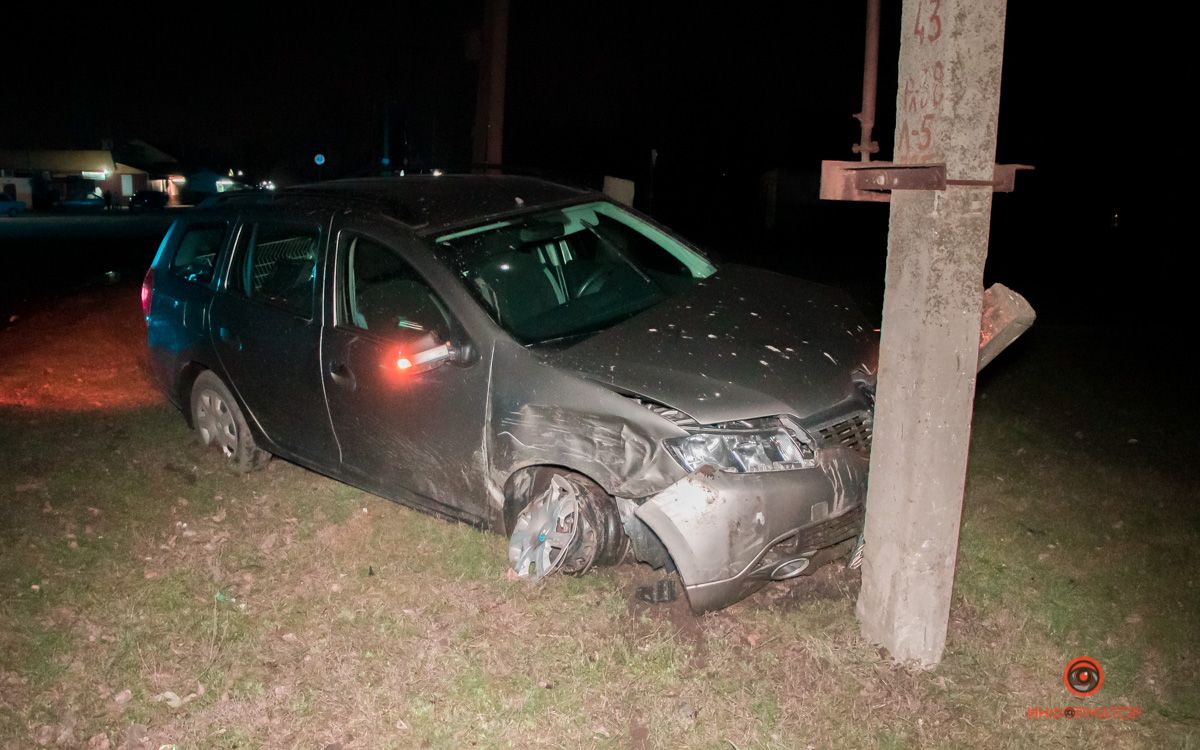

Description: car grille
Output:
[773,505,865,555]
[813,411,872,457]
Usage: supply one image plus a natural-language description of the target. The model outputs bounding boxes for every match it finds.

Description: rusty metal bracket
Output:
[820,161,1033,202]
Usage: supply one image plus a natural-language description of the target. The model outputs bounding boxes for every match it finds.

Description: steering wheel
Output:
[575,265,614,297]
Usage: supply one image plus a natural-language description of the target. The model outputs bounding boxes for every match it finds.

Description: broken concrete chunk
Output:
[978,283,1035,371]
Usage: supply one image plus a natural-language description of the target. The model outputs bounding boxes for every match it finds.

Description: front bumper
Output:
[634,446,868,613]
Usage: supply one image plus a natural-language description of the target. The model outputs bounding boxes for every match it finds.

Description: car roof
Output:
[205,174,599,234]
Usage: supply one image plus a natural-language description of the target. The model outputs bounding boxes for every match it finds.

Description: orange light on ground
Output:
[0,287,164,413]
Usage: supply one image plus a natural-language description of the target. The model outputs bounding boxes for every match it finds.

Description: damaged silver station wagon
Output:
[144,175,877,613]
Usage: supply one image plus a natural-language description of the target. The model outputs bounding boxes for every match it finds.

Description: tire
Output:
[189,371,270,472]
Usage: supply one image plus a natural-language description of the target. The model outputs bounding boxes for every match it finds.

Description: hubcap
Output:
[509,475,590,579]
[195,388,238,459]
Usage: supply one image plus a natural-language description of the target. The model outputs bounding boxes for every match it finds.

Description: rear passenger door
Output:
[208,210,338,466]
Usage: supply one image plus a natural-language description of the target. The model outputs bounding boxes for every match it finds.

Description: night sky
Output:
[6,4,1136,177]
[10,4,885,177]
[4,2,1168,324]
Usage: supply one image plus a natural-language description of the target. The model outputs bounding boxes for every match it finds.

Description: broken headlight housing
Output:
[665,418,815,474]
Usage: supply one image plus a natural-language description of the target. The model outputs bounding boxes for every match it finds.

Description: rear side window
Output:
[169,223,227,285]
[230,222,321,318]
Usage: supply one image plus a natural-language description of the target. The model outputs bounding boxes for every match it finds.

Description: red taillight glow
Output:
[396,353,412,370]
[140,268,154,317]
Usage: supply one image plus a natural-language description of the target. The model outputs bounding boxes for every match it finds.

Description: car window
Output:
[340,233,451,340]
[434,200,715,344]
[169,223,227,285]
[230,221,320,318]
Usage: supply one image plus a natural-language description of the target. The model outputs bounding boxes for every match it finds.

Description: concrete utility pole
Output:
[471,0,509,171]
[856,0,1008,666]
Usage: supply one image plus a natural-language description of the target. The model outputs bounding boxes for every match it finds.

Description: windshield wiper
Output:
[531,330,597,347]
[526,292,664,347]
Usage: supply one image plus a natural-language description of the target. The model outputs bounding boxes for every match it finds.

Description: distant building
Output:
[1,176,33,207]
[114,140,188,204]
[0,142,188,209]
[0,149,116,208]
[183,169,252,204]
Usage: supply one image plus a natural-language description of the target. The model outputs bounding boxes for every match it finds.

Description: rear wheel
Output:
[506,468,627,579]
[190,371,270,472]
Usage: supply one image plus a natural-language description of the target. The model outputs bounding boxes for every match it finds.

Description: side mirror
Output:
[396,340,472,374]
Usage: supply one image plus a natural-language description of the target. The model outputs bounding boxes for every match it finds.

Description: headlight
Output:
[666,421,815,474]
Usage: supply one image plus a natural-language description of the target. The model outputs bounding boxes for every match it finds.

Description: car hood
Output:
[542,264,878,425]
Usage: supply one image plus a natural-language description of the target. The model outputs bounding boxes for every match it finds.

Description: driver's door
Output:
[320,222,491,525]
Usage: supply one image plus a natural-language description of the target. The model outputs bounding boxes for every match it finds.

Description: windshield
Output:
[433,200,716,344]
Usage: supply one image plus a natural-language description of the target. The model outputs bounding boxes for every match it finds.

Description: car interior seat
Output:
[356,278,447,334]
[473,247,563,328]
[259,257,315,312]
[253,234,318,312]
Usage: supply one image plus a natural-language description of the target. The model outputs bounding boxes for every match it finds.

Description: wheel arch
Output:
[499,463,610,536]
[177,361,211,427]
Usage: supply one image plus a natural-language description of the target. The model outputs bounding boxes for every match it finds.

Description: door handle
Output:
[328,361,357,390]
[218,326,243,351]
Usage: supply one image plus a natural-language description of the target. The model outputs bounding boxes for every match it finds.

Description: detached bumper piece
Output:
[634,446,868,613]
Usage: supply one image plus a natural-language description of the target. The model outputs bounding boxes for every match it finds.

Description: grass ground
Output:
[0,282,1196,749]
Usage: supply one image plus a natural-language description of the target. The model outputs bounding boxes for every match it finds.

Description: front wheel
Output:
[189,371,270,472]
[506,469,627,579]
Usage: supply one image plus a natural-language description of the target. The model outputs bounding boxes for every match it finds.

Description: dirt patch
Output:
[625,571,710,669]
[763,559,861,610]
[0,283,159,412]
[627,711,650,749]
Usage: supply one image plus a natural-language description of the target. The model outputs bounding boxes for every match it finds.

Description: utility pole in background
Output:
[471,0,509,172]
[853,0,1010,665]
[851,0,881,162]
